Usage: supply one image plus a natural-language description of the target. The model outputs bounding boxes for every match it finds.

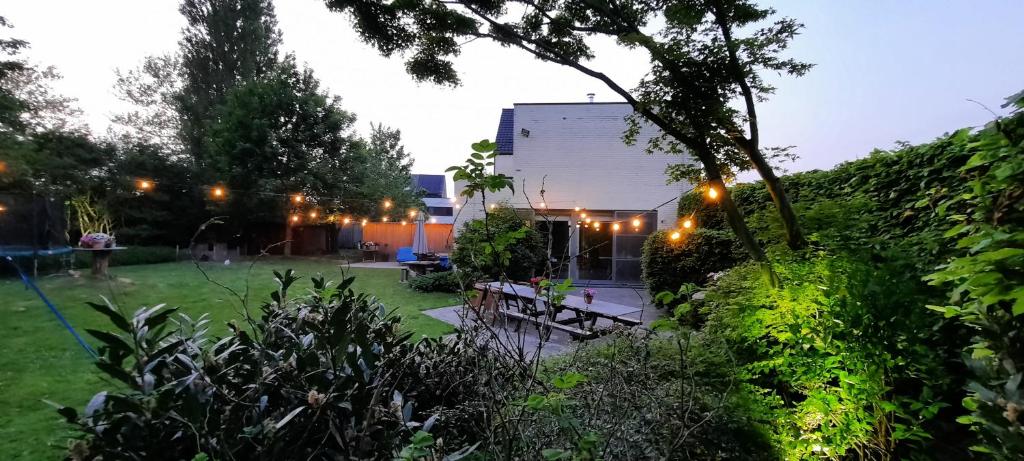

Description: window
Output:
[426,206,453,217]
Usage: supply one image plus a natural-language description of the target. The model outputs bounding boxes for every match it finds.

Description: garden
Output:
[2,0,1023,460]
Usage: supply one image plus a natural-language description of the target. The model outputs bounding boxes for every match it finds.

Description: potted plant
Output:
[583,288,596,304]
[79,232,115,249]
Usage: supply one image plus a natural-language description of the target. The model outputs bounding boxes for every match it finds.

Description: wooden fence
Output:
[360,223,454,261]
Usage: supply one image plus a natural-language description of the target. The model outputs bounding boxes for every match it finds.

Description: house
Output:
[411,174,455,224]
[453,101,687,284]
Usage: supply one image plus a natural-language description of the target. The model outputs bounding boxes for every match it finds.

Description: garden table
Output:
[73,247,126,278]
[476,282,642,340]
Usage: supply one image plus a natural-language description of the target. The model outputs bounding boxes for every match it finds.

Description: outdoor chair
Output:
[395,246,416,263]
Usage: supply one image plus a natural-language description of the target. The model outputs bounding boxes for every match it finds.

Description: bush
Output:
[699,247,966,459]
[641,228,746,298]
[58,270,477,460]
[71,245,178,269]
[451,204,545,282]
[407,270,469,293]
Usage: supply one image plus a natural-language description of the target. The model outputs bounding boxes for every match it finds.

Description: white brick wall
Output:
[454,102,689,232]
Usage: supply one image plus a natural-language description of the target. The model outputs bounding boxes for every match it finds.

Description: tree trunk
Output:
[284,222,293,256]
[742,145,807,249]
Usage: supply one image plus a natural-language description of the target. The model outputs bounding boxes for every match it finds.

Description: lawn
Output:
[0,258,459,459]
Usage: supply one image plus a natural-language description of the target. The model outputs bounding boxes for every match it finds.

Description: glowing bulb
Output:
[430,217,437,223]
[309,211,318,219]
[454,204,461,209]
[0,161,6,173]
[450,197,457,203]
[593,222,600,230]
[631,218,641,228]
[489,203,496,210]
[585,217,591,223]
[361,219,368,226]
[539,202,546,208]
[211,186,225,198]
[683,218,693,229]
[670,231,681,240]
[383,200,392,209]
[401,220,407,225]
[707,187,718,200]
[612,223,620,231]
[343,217,351,224]
[0,204,6,213]
[290,214,300,223]
[293,194,304,203]
[580,212,587,218]
[409,210,417,218]
[136,179,152,191]
[574,206,581,212]
[383,216,389,222]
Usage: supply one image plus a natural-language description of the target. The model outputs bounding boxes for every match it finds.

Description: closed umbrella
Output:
[411,211,429,255]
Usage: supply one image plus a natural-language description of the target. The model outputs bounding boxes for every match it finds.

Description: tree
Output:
[5,64,86,135]
[0,15,29,133]
[324,0,810,265]
[204,57,361,244]
[349,123,419,218]
[177,0,282,166]
[109,54,185,154]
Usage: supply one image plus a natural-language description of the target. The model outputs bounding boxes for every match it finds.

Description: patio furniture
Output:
[361,243,380,262]
[400,260,442,276]
[73,247,127,277]
[474,282,642,340]
[396,246,416,263]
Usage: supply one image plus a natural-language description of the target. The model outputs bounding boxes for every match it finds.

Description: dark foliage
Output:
[407,270,469,293]
[641,228,746,298]
[451,204,545,282]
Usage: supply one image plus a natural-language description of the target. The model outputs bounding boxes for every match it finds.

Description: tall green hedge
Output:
[641,229,746,299]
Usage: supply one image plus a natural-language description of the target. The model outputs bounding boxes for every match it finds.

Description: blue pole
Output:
[5,256,98,360]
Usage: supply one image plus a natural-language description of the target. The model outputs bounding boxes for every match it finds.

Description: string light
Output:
[593,222,600,230]
[361,218,368,226]
[707,187,718,200]
[0,161,6,173]
[454,204,461,209]
[383,216,389,222]
[539,202,546,208]
[292,194,304,204]
[574,206,581,212]
[0,203,6,213]
[343,217,351,224]
[430,217,437,223]
[409,210,417,218]
[631,218,641,228]
[309,210,318,219]
[682,218,693,229]
[670,231,681,240]
[489,203,496,210]
[383,199,392,209]
[401,220,407,225]
[580,212,587,218]
[612,223,620,231]
[210,186,226,200]
[290,214,300,224]
[136,179,153,191]
[585,217,591,223]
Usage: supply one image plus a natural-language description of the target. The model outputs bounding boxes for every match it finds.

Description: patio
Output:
[424,286,662,357]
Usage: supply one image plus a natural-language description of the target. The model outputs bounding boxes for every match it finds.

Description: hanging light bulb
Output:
[574,206,581,212]
[539,202,546,209]
[454,203,461,209]
[292,194,304,204]
[612,222,621,231]
[211,186,226,199]
[683,218,694,229]
[489,203,496,210]
[343,217,351,224]
[670,231,681,240]
[290,214,300,224]
[631,218,641,228]
[0,203,7,213]
[309,210,318,219]
[430,217,437,223]
[707,187,719,200]
[136,179,153,191]
[383,216,389,222]
[361,218,368,226]
[401,220,407,225]
[593,222,601,230]
[585,217,591,223]
[409,210,417,218]
[383,199,392,209]
[580,212,587,218]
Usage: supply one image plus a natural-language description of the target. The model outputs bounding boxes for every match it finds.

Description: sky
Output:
[5,0,1023,188]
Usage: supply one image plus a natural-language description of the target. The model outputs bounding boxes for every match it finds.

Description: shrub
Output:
[57,270,475,460]
[700,247,965,459]
[407,270,469,293]
[641,228,746,298]
[71,245,178,269]
[451,204,545,282]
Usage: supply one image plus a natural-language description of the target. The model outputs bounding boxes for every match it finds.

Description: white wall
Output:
[455,102,688,231]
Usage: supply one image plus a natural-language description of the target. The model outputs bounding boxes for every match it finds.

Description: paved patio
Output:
[423,286,665,357]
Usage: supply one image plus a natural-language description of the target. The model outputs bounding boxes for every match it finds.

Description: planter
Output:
[584,294,594,304]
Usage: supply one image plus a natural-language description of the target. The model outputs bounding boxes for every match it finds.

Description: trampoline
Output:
[0,193,73,277]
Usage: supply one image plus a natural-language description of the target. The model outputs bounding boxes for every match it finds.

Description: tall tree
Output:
[324,0,811,263]
[0,16,29,134]
[204,57,360,240]
[109,54,185,154]
[349,123,419,218]
[177,0,282,166]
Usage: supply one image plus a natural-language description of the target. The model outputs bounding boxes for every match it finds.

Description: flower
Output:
[530,276,547,285]
[583,288,596,297]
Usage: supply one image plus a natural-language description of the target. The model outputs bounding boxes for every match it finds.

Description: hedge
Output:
[641,228,746,298]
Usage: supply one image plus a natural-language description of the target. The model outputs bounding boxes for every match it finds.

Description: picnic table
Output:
[474,282,642,340]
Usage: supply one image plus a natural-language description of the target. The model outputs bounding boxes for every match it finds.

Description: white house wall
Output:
[455,102,688,232]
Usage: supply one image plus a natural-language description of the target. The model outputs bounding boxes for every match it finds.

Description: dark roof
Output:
[495,108,514,154]
[411,174,446,198]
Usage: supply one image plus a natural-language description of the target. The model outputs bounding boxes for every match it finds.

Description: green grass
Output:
[0,258,459,459]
